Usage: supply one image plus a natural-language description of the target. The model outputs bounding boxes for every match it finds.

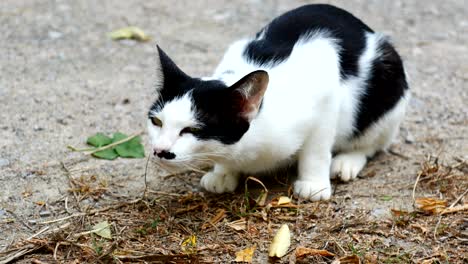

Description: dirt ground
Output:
[0,0,467,263]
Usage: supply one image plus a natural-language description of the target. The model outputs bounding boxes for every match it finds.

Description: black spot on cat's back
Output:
[353,40,409,136]
[243,4,373,79]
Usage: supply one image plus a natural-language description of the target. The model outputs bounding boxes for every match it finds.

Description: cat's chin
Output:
[152,157,213,174]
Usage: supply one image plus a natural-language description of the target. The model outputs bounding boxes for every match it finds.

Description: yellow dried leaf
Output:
[109,26,150,42]
[235,245,256,263]
[295,247,335,258]
[415,197,447,214]
[277,196,292,205]
[268,224,290,258]
[92,221,112,239]
[181,234,197,254]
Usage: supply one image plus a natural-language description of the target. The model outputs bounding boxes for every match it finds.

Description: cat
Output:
[147,4,409,201]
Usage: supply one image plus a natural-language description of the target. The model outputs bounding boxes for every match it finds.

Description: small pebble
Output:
[0,158,10,167]
[404,131,415,144]
[48,30,63,40]
[370,208,389,219]
[33,126,44,132]
[39,211,51,217]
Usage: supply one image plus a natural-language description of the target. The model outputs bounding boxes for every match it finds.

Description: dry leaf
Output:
[277,196,292,205]
[410,223,429,234]
[295,247,335,258]
[270,196,298,208]
[109,26,150,42]
[268,224,291,258]
[22,191,32,198]
[440,203,468,215]
[202,209,226,229]
[414,197,447,214]
[331,255,361,264]
[227,218,247,231]
[92,221,112,239]
[390,209,410,217]
[181,234,197,254]
[235,245,256,263]
[35,201,46,206]
[256,191,268,207]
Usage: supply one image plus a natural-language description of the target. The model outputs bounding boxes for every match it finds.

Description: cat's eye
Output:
[151,116,163,127]
[180,127,201,135]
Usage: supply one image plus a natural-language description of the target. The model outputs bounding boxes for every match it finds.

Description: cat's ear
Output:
[229,70,269,120]
[156,45,189,89]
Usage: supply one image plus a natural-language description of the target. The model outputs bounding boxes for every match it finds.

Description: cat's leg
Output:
[295,129,335,201]
[331,93,409,181]
[200,164,239,193]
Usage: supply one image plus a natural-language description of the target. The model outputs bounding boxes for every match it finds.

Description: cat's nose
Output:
[153,149,176,160]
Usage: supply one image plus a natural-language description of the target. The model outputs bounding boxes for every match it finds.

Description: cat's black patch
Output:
[243,4,373,79]
[190,84,251,144]
[149,47,250,144]
[353,40,409,136]
[150,77,250,145]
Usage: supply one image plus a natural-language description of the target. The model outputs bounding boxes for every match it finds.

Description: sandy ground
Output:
[1,0,467,261]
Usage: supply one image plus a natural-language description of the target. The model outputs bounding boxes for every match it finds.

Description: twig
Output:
[448,188,468,208]
[64,196,71,214]
[67,132,143,155]
[412,171,422,202]
[26,226,50,240]
[440,204,468,215]
[66,145,95,152]
[38,213,83,225]
[147,190,182,197]
[143,154,151,198]
[5,209,34,231]
[61,161,82,212]
[38,199,142,225]
[245,176,268,193]
[53,242,62,262]
[0,246,39,264]
[433,215,443,240]
[388,149,410,160]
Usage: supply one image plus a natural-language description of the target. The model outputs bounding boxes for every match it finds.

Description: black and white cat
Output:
[147,4,409,200]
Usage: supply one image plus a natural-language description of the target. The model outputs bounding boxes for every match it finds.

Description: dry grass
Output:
[1,155,466,264]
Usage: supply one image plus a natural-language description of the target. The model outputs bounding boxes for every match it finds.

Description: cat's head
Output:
[147,46,269,167]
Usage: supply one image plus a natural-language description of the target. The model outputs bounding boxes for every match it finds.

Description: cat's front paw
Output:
[294,179,331,201]
[200,171,238,193]
[331,152,367,182]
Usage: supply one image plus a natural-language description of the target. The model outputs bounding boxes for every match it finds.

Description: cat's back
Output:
[243,4,373,77]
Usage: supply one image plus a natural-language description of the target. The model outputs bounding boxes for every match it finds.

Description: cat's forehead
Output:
[158,94,196,124]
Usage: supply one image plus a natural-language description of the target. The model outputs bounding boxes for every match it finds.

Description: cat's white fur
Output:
[148,31,408,200]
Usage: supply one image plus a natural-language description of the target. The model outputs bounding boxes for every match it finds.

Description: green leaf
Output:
[92,148,119,160]
[380,195,393,201]
[113,132,145,158]
[112,132,128,142]
[87,133,113,147]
